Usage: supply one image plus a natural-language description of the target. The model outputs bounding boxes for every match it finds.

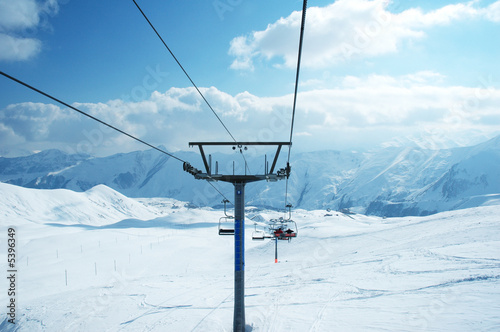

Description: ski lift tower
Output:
[183,141,290,332]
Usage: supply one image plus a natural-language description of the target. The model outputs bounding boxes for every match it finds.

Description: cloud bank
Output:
[2,72,499,156]
[229,0,500,70]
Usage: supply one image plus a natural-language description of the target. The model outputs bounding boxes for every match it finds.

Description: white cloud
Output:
[0,102,77,140]
[397,2,479,27]
[229,36,256,70]
[0,33,42,61]
[0,122,25,146]
[0,0,40,30]
[229,0,500,70]
[0,0,59,61]
[2,74,500,155]
[485,1,500,22]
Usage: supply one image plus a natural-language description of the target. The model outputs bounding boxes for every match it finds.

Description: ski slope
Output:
[0,183,499,331]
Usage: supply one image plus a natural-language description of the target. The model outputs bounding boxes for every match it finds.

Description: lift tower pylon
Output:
[183,142,290,332]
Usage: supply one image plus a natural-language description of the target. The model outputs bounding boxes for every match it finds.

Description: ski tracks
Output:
[115,276,231,331]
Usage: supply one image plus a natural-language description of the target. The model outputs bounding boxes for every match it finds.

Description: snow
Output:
[0,183,499,331]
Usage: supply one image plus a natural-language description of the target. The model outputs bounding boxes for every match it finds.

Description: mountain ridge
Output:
[1,135,499,216]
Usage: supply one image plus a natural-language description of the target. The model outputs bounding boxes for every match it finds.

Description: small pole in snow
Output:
[114,259,116,272]
[65,269,68,286]
[56,249,59,259]
[275,237,278,263]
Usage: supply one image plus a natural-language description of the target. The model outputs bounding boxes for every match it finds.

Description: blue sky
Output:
[1,0,500,157]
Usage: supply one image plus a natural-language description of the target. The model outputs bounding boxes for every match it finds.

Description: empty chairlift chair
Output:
[252,222,266,240]
[219,216,235,235]
[218,199,234,235]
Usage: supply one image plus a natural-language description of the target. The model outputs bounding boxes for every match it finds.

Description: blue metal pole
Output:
[233,182,245,331]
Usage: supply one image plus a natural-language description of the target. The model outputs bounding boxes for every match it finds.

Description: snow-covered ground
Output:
[0,182,499,331]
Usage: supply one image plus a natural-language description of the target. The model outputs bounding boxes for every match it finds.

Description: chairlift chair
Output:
[218,199,234,235]
[219,216,235,235]
[273,219,298,241]
[251,222,270,240]
[252,224,265,241]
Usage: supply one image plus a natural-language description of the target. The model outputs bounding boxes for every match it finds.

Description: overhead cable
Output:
[1,70,235,204]
[285,0,307,207]
[132,0,237,143]
[0,70,185,163]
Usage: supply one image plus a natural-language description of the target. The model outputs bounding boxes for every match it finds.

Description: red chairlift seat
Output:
[274,228,293,240]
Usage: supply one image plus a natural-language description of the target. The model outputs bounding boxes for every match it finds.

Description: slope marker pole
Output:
[275,237,278,263]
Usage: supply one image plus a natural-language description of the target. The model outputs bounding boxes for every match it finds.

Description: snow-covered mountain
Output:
[333,135,500,216]
[0,182,166,226]
[0,183,499,331]
[1,136,499,216]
